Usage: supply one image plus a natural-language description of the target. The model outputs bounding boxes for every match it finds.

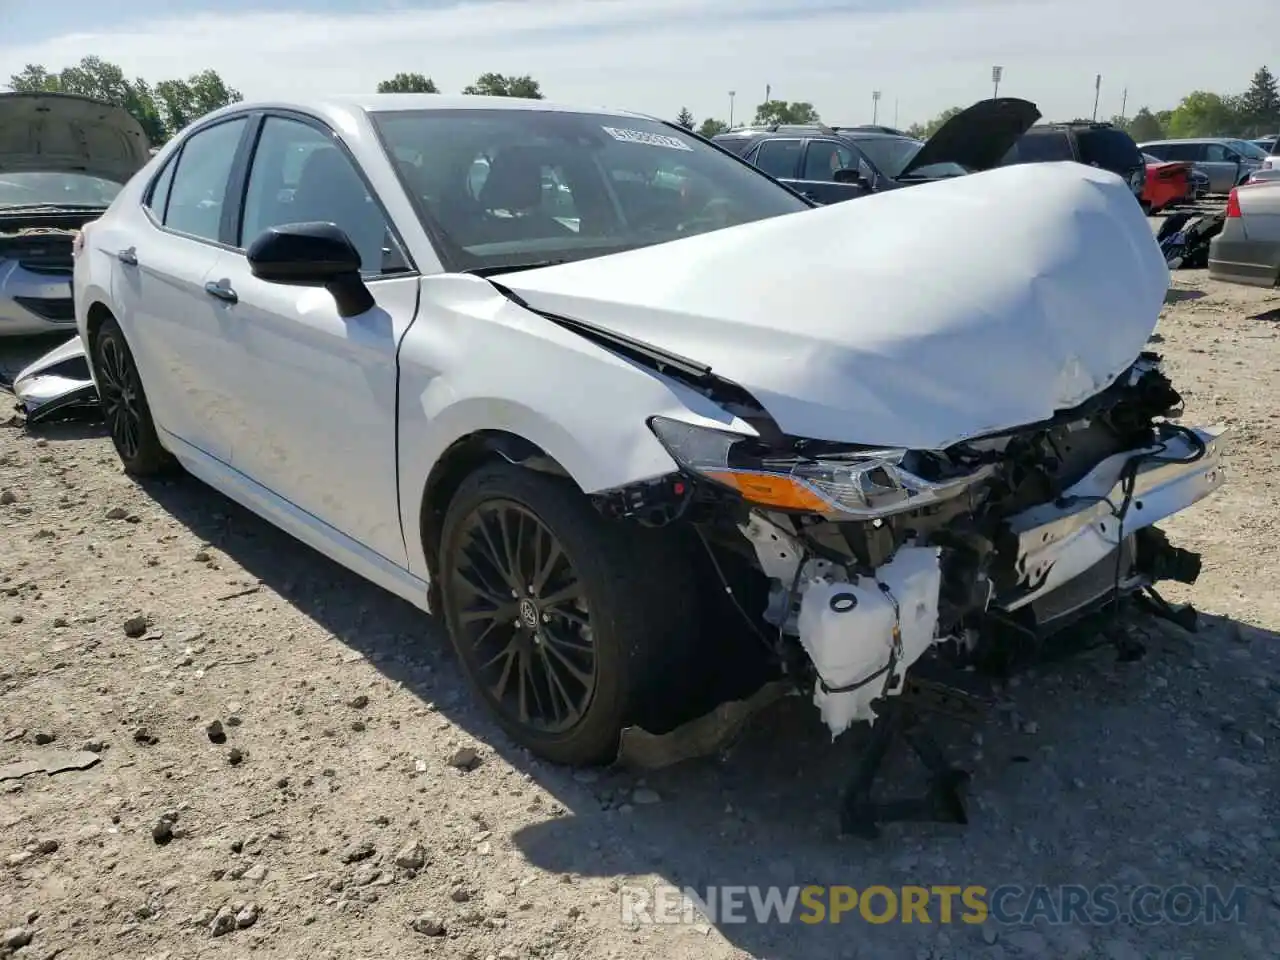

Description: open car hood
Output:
[0,93,149,183]
[11,334,98,423]
[498,161,1168,451]
[899,97,1040,178]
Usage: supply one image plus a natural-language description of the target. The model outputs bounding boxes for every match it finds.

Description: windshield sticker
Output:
[601,126,693,152]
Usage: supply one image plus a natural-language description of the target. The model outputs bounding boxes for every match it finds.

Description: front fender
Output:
[396,273,753,579]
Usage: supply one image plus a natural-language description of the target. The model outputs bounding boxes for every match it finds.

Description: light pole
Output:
[872,90,881,124]
[728,90,735,129]
[992,65,1003,100]
[1092,74,1102,122]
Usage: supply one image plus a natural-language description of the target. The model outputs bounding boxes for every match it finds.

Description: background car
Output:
[1,92,149,336]
[999,121,1147,203]
[711,98,1039,205]
[1139,138,1263,193]
[1141,152,1194,214]
[1208,181,1280,286]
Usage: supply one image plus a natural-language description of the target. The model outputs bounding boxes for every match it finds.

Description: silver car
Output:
[1,92,150,336]
[1208,180,1280,286]
[1138,138,1264,194]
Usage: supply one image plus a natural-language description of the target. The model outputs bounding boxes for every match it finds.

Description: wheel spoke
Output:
[537,644,580,725]
[540,636,594,687]
[531,532,564,595]
[476,514,519,592]
[540,580,583,608]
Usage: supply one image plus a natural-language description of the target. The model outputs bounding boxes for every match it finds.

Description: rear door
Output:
[110,115,251,464]
[789,139,873,204]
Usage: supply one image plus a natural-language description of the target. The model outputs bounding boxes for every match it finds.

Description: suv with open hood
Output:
[1,92,150,337]
[712,97,1040,204]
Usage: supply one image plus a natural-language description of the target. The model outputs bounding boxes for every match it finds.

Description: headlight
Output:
[647,416,987,520]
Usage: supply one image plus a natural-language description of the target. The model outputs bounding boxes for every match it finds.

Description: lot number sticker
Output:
[602,126,693,151]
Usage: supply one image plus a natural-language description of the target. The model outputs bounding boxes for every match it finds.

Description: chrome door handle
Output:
[117,248,137,265]
[204,281,238,304]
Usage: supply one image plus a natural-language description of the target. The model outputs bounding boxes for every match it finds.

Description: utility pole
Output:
[1092,73,1102,121]
[894,98,899,127]
[1119,87,1128,122]
[992,65,1002,99]
[872,90,881,124]
[728,90,735,128]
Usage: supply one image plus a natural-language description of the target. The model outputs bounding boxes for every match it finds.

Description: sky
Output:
[1,0,1276,129]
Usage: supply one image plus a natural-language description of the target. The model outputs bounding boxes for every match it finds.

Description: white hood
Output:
[501,162,1169,450]
[0,93,149,184]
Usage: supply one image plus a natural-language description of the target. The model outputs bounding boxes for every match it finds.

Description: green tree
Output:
[675,107,694,129]
[462,72,543,99]
[1166,91,1241,138]
[376,72,439,94]
[697,118,729,138]
[1127,107,1165,142]
[752,99,819,125]
[1241,66,1280,135]
[905,106,963,140]
[153,69,243,138]
[7,57,240,145]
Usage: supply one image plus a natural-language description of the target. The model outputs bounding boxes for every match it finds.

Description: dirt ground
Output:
[1,268,1278,960]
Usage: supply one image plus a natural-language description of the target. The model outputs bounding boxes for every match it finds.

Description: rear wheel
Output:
[438,462,701,765]
[90,316,176,476]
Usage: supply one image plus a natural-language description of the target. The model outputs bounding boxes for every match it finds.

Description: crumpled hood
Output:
[0,93,149,184]
[499,162,1169,450]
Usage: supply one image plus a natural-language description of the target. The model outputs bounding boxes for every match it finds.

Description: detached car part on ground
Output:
[1,92,149,337]
[71,96,1227,838]
[9,333,96,422]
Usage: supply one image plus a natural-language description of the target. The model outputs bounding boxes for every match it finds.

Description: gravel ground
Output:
[1,267,1278,960]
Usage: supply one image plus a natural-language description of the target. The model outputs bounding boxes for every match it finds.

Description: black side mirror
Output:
[246,221,374,319]
[832,167,866,186]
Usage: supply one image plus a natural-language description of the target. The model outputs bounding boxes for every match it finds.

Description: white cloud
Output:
[2,0,1275,128]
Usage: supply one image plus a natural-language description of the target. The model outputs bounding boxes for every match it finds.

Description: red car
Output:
[1141,153,1193,214]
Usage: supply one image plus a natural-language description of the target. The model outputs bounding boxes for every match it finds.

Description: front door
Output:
[1201,143,1238,193]
[109,115,251,464]
[207,113,421,567]
[790,139,874,204]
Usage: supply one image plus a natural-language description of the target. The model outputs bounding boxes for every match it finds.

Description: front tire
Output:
[438,462,701,766]
[90,316,175,476]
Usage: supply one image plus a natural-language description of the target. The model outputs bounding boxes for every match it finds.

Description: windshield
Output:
[846,136,968,179]
[1229,139,1268,160]
[0,172,122,208]
[372,109,809,271]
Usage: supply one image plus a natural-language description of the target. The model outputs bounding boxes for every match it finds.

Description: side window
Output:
[163,118,247,242]
[1012,132,1074,163]
[802,141,856,181]
[1205,143,1227,162]
[145,155,178,222]
[753,139,803,179]
[240,116,406,275]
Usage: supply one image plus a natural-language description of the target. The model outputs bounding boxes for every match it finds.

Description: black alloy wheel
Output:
[449,500,597,734]
[90,316,175,476]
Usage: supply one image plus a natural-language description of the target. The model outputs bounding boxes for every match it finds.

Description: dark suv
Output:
[712,98,1040,205]
[999,122,1146,201]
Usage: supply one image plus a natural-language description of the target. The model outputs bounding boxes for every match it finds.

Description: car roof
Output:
[193,94,656,131]
[1140,137,1231,145]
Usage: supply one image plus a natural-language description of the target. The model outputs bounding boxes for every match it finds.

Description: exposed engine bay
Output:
[595,351,1226,833]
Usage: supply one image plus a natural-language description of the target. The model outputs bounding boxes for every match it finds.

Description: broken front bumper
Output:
[1001,425,1226,612]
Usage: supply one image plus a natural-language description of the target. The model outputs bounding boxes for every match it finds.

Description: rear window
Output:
[711,136,753,157]
[1003,131,1074,164]
[1076,128,1143,172]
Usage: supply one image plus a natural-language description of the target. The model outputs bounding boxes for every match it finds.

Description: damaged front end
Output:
[600,353,1226,835]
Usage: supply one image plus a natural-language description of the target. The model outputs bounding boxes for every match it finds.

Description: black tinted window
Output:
[146,156,177,221]
[752,139,803,178]
[1006,131,1074,163]
[164,118,247,242]
[712,136,753,157]
[1158,143,1200,161]
[241,116,405,274]
[373,109,805,272]
[1077,129,1142,172]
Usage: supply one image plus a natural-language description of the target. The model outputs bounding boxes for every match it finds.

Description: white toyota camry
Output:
[72,94,1226,829]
